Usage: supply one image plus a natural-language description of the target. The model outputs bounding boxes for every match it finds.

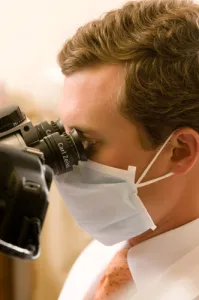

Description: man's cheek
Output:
[91,148,126,169]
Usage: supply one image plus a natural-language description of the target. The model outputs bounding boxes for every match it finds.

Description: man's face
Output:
[59,64,179,226]
[59,64,153,171]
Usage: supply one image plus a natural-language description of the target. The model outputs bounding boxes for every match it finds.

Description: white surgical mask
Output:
[56,134,173,246]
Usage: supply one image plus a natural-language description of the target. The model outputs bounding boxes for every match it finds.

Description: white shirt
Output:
[59,218,199,300]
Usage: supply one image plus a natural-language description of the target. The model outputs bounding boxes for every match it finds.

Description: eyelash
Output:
[82,138,100,156]
[82,139,98,148]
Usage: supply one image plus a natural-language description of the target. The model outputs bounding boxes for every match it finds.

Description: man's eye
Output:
[82,139,98,149]
[81,138,100,157]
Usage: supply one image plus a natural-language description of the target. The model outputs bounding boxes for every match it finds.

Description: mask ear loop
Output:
[136,134,174,188]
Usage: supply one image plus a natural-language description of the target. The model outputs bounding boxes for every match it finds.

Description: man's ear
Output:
[171,128,199,174]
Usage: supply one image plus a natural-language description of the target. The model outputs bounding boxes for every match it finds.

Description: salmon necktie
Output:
[94,246,133,300]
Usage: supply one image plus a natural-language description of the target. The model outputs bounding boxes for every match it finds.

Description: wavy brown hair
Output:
[58,0,199,148]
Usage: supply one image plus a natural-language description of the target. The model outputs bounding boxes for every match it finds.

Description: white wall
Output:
[0,0,125,109]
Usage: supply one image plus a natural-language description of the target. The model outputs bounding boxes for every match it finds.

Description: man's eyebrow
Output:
[68,125,100,136]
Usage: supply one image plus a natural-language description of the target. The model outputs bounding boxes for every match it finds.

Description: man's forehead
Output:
[60,64,124,131]
[63,64,124,102]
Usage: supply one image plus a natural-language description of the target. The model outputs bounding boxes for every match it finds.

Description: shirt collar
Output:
[127,218,199,291]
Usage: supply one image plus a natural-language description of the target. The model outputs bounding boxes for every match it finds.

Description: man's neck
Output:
[129,184,199,247]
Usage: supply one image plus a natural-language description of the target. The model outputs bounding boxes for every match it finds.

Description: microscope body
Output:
[0,105,86,259]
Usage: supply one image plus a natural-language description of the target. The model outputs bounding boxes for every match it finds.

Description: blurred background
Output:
[0,1,125,299]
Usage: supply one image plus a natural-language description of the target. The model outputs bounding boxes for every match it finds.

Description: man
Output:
[55,0,199,299]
